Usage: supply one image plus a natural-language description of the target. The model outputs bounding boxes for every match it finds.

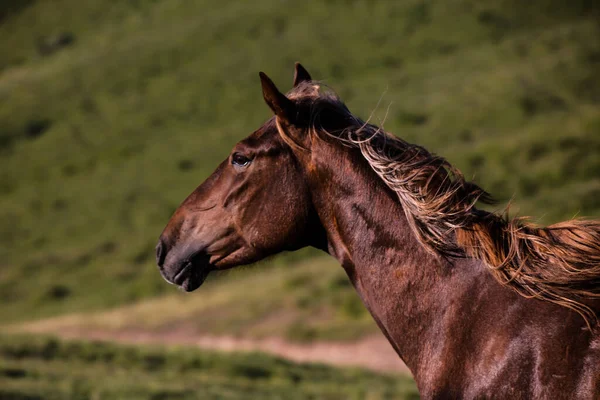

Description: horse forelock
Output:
[288,86,600,327]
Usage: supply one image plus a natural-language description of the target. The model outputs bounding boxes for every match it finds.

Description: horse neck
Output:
[305,139,487,377]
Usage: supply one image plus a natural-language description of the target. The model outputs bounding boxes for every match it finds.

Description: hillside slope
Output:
[1,0,599,322]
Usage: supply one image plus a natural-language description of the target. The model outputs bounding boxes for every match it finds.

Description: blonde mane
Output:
[287,83,600,326]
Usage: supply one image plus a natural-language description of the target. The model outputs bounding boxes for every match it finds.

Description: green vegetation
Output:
[1,0,599,329]
[11,257,378,343]
[0,335,419,399]
[1,1,598,397]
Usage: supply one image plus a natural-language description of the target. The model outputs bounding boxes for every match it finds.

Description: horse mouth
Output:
[172,253,212,292]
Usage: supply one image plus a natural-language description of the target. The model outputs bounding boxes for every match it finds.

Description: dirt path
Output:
[29,327,411,375]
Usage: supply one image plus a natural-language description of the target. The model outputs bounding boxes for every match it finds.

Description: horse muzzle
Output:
[156,239,212,292]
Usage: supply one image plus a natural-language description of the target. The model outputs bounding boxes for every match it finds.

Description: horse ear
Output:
[259,72,295,122]
[293,62,312,87]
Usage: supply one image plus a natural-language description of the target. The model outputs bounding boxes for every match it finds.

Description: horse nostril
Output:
[156,239,167,267]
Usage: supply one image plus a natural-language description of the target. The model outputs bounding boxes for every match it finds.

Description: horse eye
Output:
[231,153,251,167]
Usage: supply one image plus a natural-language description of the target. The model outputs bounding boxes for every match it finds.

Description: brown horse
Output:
[157,63,600,399]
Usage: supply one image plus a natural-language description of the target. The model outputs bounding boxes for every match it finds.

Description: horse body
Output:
[306,128,599,398]
[157,63,600,398]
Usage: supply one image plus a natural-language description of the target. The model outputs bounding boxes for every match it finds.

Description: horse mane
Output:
[286,82,600,326]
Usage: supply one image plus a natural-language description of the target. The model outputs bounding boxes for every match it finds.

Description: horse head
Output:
[156,64,328,291]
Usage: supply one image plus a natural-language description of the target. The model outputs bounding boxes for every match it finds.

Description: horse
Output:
[156,63,600,399]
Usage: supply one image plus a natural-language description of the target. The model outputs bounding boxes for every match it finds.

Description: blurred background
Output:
[0,0,598,398]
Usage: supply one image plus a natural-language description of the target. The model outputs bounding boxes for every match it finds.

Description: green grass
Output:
[0,0,599,325]
[9,257,378,343]
[0,334,419,400]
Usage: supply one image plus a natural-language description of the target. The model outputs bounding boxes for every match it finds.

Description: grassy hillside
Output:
[0,335,419,399]
[0,0,599,323]
[11,257,379,343]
